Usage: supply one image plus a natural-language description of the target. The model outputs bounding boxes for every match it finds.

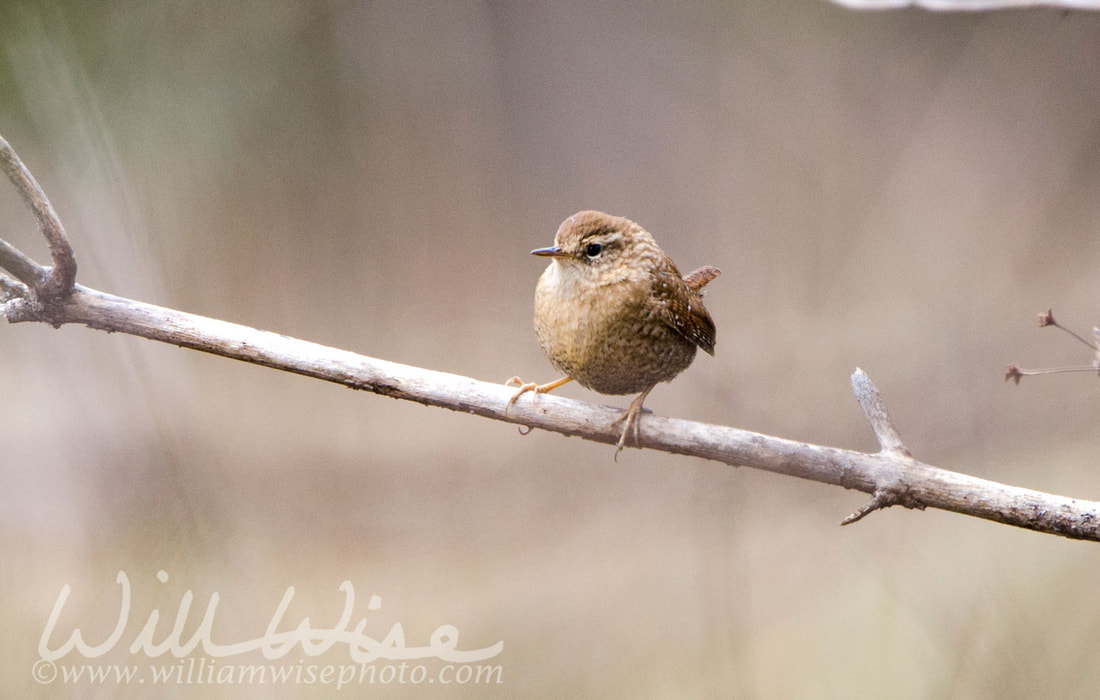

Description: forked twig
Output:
[0,133,76,301]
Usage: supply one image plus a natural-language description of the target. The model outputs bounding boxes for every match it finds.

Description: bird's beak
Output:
[531,246,565,257]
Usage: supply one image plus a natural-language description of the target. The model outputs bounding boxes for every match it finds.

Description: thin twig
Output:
[0,233,49,292]
[0,132,76,300]
[851,368,910,457]
[841,369,923,524]
[1038,308,1097,351]
[1006,308,1100,383]
[0,272,28,302]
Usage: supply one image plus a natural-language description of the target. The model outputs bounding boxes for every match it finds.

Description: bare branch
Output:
[0,132,76,300]
[2,133,1098,542]
[0,235,49,292]
[842,369,927,524]
[2,285,1099,541]
[841,488,920,526]
[851,368,910,457]
[0,272,29,302]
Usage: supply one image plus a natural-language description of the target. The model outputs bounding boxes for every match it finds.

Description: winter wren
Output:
[507,210,720,455]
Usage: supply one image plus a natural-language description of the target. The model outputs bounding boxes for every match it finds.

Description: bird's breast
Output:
[532,262,695,394]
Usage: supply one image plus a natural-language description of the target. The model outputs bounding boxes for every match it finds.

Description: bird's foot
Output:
[610,405,642,458]
[610,386,655,460]
[505,376,572,411]
[505,377,537,410]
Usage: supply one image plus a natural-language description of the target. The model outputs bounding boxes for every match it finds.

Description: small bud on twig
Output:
[1008,308,1100,384]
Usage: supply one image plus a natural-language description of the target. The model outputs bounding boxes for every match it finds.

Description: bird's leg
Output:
[611,384,655,457]
[505,375,573,410]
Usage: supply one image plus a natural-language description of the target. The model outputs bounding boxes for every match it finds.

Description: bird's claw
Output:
[610,387,655,461]
[505,377,537,411]
[611,405,644,460]
[505,375,572,412]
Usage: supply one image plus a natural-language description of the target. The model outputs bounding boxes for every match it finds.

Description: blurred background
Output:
[2,1,1100,697]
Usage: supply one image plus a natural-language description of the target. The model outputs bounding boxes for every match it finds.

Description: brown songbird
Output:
[507,210,719,456]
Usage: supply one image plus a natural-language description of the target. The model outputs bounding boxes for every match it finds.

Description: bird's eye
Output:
[585,243,603,258]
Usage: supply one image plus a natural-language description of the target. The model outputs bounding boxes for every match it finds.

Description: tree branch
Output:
[0,133,76,301]
[2,133,1098,542]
